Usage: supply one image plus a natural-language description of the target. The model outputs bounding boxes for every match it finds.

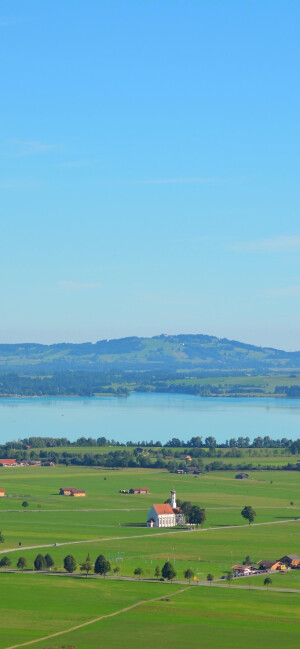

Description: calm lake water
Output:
[0,393,300,445]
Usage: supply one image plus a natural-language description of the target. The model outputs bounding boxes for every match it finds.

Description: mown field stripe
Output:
[4,586,191,649]
[0,517,299,556]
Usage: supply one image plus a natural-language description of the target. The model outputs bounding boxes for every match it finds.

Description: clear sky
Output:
[1,1,300,349]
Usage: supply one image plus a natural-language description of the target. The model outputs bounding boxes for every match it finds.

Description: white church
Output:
[147,489,185,528]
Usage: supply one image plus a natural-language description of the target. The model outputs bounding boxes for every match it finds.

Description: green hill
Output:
[0,333,299,373]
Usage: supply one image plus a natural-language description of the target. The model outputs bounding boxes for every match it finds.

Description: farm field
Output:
[0,465,299,648]
[0,574,299,649]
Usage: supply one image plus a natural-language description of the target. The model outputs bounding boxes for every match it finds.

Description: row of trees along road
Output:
[0,555,273,589]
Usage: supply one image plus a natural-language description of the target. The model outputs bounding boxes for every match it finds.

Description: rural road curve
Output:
[3,585,191,649]
[0,517,299,555]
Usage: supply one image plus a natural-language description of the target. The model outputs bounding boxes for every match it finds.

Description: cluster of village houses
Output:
[0,459,55,467]
[232,555,300,575]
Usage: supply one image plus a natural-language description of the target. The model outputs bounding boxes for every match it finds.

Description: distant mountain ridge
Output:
[0,334,299,373]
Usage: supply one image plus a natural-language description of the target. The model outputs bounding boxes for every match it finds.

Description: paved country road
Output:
[0,517,299,555]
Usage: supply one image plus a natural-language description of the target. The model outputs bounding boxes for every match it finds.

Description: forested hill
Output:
[0,334,299,373]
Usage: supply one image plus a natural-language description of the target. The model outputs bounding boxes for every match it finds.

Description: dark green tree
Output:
[207,573,214,585]
[22,501,29,509]
[189,506,206,526]
[34,554,46,571]
[184,568,194,583]
[181,502,192,522]
[264,577,272,590]
[0,530,4,543]
[44,554,54,570]
[134,567,144,580]
[0,556,11,571]
[162,561,176,581]
[241,506,256,526]
[94,554,111,577]
[154,565,161,579]
[63,554,77,573]
[17,556,27,571]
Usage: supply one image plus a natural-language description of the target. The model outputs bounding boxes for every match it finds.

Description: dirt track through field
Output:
[3,586,191,649]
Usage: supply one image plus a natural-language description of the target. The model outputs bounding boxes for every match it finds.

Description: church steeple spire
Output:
[171,489,176,509]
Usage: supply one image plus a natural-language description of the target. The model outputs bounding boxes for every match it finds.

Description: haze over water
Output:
[0,393,300,445]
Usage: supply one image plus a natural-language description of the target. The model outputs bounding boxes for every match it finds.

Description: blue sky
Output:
[1,1,300,349]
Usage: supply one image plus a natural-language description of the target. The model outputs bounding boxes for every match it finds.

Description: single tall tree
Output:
[17,556,27,572]
[264,577,272,590]
[154,565,161,579]
[22,501,29,509]
[63,554,77,573]
[189,506,206,527]
[44,554,54,570]
[162,561,177,581]
[241,506,256,526]
[207,573,214,585]
[134,567,144,580]
[94,554,111,577]
[184,568,194,583]
[0,556,11,571]
[80,558,93,577]
[34,554,46,571]
[0,530,5,543]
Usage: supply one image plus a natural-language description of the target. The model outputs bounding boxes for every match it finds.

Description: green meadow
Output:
[0,465,299,648]
[0,575,299,649]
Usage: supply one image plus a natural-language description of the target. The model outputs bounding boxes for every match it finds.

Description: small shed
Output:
[60,487,86,497]
[129,488,149,495]
[235,473,249,479]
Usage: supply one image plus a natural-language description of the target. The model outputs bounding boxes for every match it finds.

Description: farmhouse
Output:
[129,487,149,494]
[258,560,286,571]
[147,490,185,528]
[280,554,300,568]
[180,454,192,461]
[59,487,86,497]
[0,488,5,497]
[0,459,17,467]
[235,472,249,479]
[232,564,253,576]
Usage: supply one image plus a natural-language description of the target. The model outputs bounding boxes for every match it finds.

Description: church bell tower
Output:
[171,489,176,509]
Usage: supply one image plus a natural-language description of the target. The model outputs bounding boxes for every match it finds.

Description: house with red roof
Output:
[0,459,17,467]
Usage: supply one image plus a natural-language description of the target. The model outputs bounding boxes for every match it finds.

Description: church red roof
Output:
[153,504,174,515]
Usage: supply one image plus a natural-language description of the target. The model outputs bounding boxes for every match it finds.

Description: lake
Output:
[0,393,300,445]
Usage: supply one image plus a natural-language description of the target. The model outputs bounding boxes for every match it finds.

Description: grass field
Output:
[0,465,299,648]
[0,574,299,649]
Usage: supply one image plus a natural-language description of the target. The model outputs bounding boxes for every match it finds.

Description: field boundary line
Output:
[3,586,191,649]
